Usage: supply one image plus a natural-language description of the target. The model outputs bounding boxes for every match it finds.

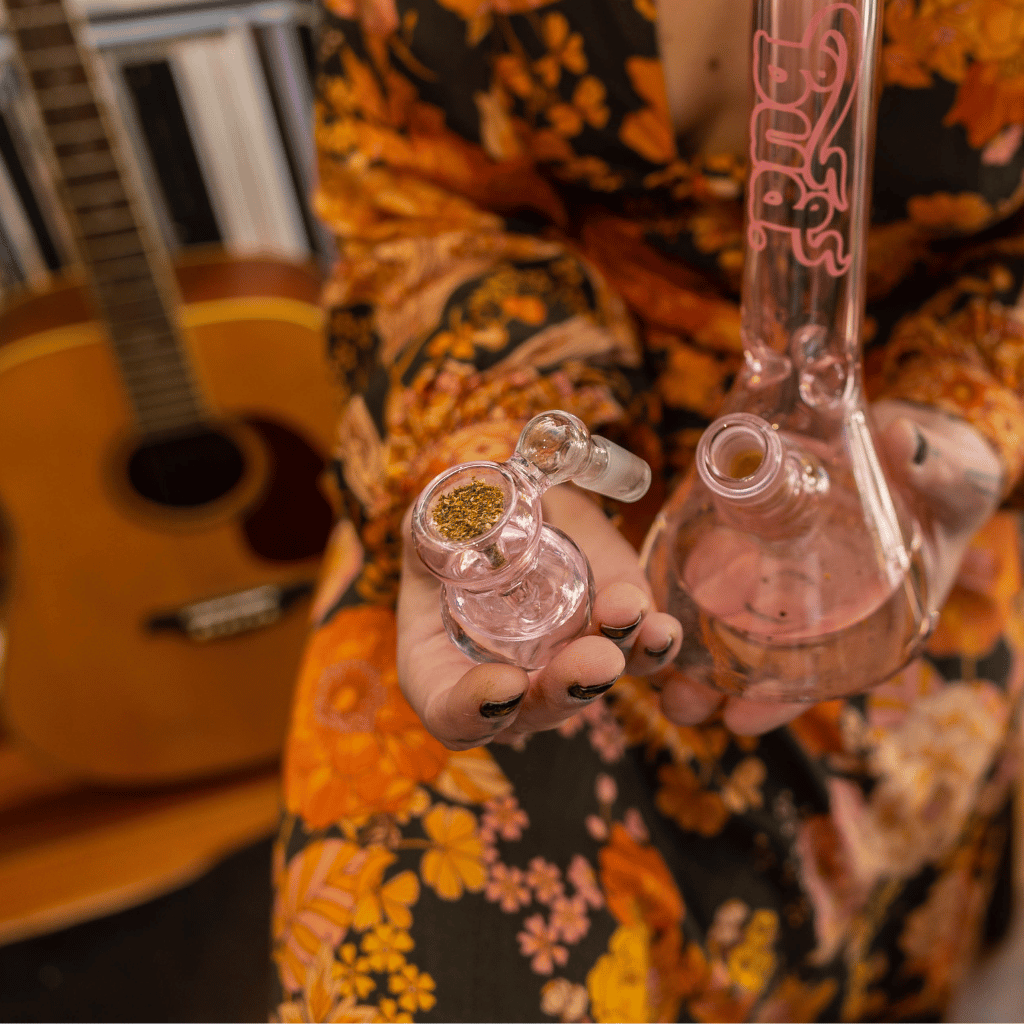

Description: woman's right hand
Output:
[396,485,682,749]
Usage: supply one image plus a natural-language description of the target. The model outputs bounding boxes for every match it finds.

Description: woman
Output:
[271,0,1023,1019]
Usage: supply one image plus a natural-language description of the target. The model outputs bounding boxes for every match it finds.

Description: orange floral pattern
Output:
[284,607,449,828]
[272,0,1024,1019]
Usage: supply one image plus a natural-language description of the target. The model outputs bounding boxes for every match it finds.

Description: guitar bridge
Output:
[147,582,314,641]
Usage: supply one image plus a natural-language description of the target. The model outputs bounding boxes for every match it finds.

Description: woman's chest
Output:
[655,0,753,152]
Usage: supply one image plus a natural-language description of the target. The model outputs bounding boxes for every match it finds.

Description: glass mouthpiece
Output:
[698,413,784,500]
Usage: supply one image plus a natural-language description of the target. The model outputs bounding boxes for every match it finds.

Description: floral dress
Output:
[271,1,1024,1020]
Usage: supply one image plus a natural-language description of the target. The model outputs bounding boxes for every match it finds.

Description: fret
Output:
[18,44,82,72]
[14,22,74,52]
[80,230,144,262]
[109,314,175,337]
[121,371,195,398]
[133,393,205,425]
[101,295,167,325]
[110,337,183,377]
[115,354,187,384]
[43,102,99,125]
[75,192,128,214]
[117,349,192,379]
[58,149,118,178]
[67,177,128,207]
[108,315,174,342]
[65,168,120,189]
[120,350,192,379]
[90,252,153,284]
[125,389,199,419]
[46,117,107,148]
[111,345,183,372]
[136,393,204,419]
[94,277,161,308]
[77,204,137,236]
[5,2,68,30]
[30,65,87,90]
[115,352,187,378]
[111,347,183,374]
[34,83,96,110]
[55,141,112,162]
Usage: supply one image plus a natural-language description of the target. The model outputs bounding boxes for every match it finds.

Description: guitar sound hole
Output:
[128,428,244,508]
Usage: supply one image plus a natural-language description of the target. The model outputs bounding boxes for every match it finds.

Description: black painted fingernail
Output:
[568,679,617,701]
[480,693,525,719]
[644,639,674,659]
[600,614,643,640]
[912,428,928,465]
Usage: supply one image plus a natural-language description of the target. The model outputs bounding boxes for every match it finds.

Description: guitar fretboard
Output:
[3,0,207,435]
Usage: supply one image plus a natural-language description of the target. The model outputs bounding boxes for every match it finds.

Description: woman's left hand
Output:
[655,399,1004,734]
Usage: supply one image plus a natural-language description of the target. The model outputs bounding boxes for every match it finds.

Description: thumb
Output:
[877,414,999,532]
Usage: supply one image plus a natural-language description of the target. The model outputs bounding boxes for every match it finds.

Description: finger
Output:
[877,414,1001,528]
[507,634,625,736]
[955,545,998,593]
[722,695,807,735]
[657,669,725,725]
[592,581,649,648]
[625,611,682,675]
[545,487,685,660]
[420,657,532,750]
[401,623,530,748]
[542,486,652,594]
[397,588,530,748]
[398,509,530,748]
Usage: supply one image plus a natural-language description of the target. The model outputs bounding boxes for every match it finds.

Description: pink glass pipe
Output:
[643,0,936,702]
[412,411,651,670]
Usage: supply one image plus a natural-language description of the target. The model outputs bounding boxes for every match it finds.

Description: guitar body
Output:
[0,254,339,783]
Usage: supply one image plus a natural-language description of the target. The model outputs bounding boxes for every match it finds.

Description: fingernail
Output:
[599,614,643,641]
[912,428,928,465]
[568,679,617,701]
[479,693,525,719]
[644,638,674,659]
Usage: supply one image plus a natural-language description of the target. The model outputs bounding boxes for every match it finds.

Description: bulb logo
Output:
[747,3,861,277]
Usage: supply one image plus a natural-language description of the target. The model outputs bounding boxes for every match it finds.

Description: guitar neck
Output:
[3,0,207,435]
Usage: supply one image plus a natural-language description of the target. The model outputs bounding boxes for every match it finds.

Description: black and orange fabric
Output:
[271,2,1024,1020]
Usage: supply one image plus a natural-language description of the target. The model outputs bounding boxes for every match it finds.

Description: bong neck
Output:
[741,0,881,407]
[696,413,828,541]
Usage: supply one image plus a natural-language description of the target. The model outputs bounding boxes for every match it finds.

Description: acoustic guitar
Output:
[0,0,338,783]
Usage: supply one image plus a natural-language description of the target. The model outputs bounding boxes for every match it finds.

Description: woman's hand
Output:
[397,404,1003,748]
[654,399,1004,735]
[872,399,1003,605]
[397,485,682,749]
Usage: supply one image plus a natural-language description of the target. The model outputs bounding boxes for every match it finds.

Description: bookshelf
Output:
[0,0,330,299]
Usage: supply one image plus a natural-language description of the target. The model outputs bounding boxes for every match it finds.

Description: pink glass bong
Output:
[642,0,936,702]
[411,411,651,669]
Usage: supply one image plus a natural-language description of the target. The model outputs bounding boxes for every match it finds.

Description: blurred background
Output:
[0,0,331,285]
[0,0,1022,1021]
[0,0,336,1016]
